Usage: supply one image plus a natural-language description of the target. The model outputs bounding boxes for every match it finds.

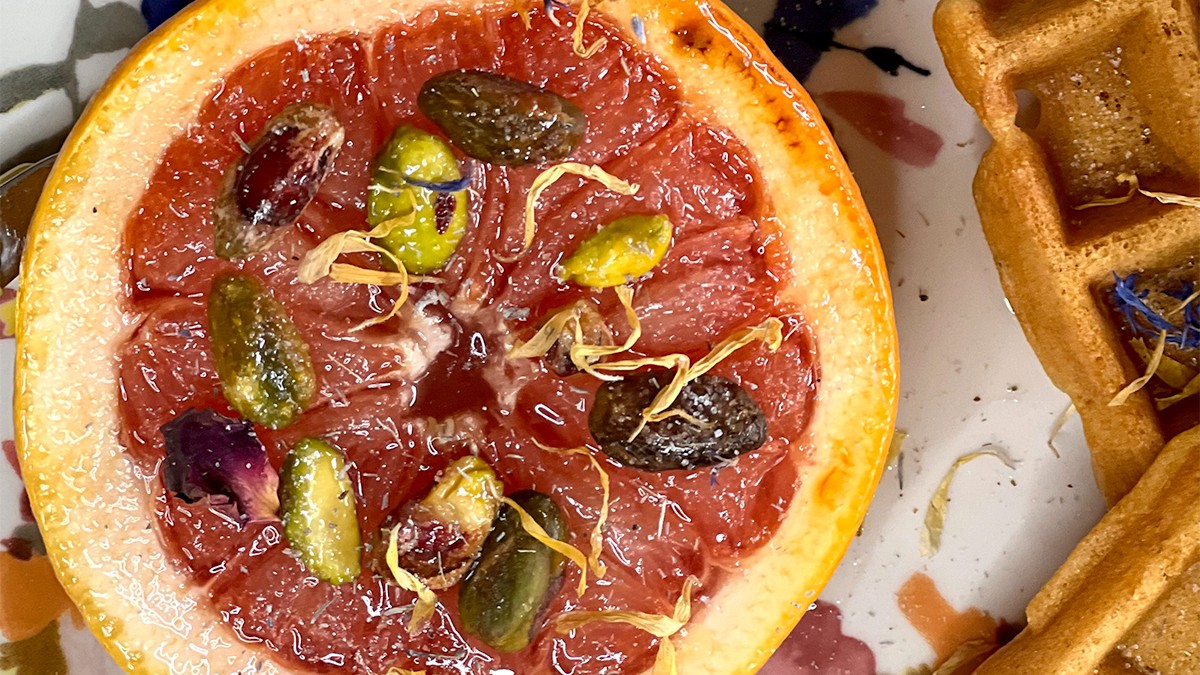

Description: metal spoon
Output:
[0,155,56,287]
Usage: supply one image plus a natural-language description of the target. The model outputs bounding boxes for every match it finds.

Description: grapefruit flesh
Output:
[117,7,818,674]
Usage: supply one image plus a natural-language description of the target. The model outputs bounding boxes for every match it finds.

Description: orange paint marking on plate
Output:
[0,552,74,642]
[896,572,1002,665]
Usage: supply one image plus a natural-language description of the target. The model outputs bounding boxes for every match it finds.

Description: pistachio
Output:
[280,438,361,584]
[376,456,502,590]
[214,103,344,259]
[418,70,586,166]
[369,125,469,274]
[459,490,567,652]
[560,214,673,288]
[207,272,316,429]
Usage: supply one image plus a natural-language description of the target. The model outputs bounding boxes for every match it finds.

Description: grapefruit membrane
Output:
[16,0,898,673]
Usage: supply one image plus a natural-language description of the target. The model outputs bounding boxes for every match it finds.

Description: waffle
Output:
[971,424,1200,674]
[933,0,1200,504]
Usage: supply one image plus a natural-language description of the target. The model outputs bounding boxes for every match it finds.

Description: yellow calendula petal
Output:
[1140,189,1200,208]
[886,429,908,468]
[386,669,427,675]
[573,285,641,373]
[635,317,784,433]
[1156,372,1200,410]
[1047,402,1076,459]
[579,316,783,439]
[297,215,419,330]
[920,449,1016,557]
[554,576,700,675]
[1130,337,1197,390]
[688,318,785,380]
[534,441,610,578]
[652,637,677,675]
[328,263,409,286]
[501,496,591,597]
[386,525,439,635]
[1074,173,1200,210]
[1110,331,1168,406]
[508,305,582,359]
[349,287,409,333]
[298,232,353,283]
[508,286,642,381]
[1172,289,1200,316]
[573,0,608,58]
[1073,173,1139,210]
[507,163,638,261]
[508,292,786,441]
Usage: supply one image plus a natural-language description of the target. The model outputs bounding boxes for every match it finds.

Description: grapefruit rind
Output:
[16,0,898,673]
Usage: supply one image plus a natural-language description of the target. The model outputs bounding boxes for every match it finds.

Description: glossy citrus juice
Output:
[118,6,817,673]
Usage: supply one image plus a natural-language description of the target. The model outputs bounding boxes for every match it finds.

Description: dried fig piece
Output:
[418,70,586,166]
[589,372,768,471]
[214,103,345,259]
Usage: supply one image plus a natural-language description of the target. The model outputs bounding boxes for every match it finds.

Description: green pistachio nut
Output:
[207,272,316,428]
[421,456,502,537]
[368,125,468,274]
[418,70,587,166]
[459,490,567,652]
[560,214,673,288]
[280,438,362,584]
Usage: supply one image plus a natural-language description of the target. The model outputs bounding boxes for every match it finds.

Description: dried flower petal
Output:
[1047,402,1076,459]
[1110,331,1167,407]
[1073,173,1200,210]
[920,448,1016,557]
[573,0,607,58]
[161,408,280,522]
[1130,338,1197,390]
[386,525,440,635]
[298,215,417,331]
[500,495,591,597]
[505,163,638,261]
[886,429,908,468]
[1156,372,1200,410]
[554,576,700,675]
[534,440,609,578]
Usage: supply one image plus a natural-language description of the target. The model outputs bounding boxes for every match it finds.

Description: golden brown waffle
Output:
[972,425,1200,674]
[933,0,1200,504]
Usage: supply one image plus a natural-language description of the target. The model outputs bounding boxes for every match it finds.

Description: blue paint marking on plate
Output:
[141,0,194,29]
[763,0,930,82]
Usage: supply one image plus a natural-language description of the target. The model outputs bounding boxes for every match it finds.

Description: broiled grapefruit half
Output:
[15,0,897,672]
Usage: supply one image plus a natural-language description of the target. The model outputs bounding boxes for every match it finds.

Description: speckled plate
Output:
[0,0,1109,672]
